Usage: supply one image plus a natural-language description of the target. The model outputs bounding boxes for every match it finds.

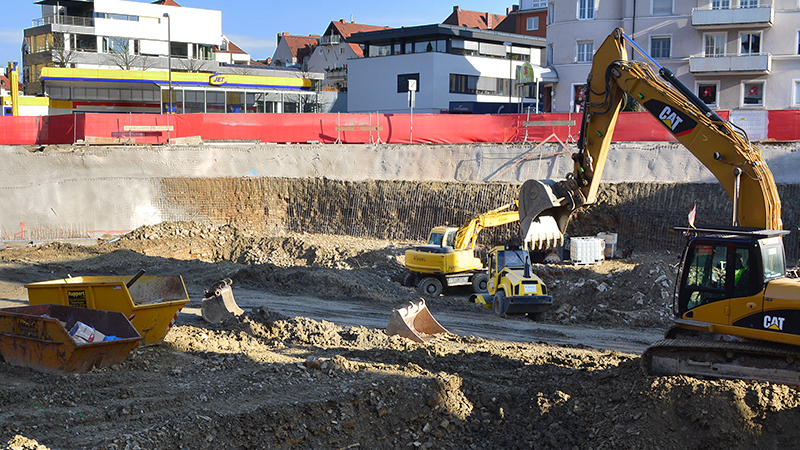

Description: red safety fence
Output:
[0,109,794,146]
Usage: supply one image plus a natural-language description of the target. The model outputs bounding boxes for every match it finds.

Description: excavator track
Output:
[642,338,800,385]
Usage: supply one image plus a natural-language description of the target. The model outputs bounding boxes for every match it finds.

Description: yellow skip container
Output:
[26,272,189,345]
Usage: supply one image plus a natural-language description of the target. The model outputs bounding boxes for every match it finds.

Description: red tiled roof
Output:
[151,0,181,6]
[443,6,506,30]
[278,34,320,61]
[226,41,247,54]
[0,75,10,90]
[215,39,248,55]
[348,42,365,58]
[326,20,390,39]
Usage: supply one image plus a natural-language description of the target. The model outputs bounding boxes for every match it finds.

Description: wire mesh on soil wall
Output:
[159,178,799,262]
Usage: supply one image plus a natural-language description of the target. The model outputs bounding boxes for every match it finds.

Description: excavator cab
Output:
[676,228,788,324]
[426,227,458,248]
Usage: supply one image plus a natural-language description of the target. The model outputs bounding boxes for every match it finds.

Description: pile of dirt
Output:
[3,309,800,450]
[2,221,800,449]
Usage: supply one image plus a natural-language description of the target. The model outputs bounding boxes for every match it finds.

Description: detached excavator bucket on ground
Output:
[201,278,244,323]
[386,298,449,344]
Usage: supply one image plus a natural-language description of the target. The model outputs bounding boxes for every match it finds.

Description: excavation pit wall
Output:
[2,142,799,260]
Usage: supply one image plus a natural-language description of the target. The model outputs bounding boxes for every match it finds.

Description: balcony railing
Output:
[32,14,95,28]
[689,53,771,74]
[319,35,342,45]
[691,6,773,27]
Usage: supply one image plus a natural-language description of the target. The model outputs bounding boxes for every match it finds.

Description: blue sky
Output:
[1,0,514,70]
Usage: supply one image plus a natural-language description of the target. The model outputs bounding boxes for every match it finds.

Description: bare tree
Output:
[51,32,77,68]
[227,64,255,75]
[179,58,213,73]
[107,39,153,71]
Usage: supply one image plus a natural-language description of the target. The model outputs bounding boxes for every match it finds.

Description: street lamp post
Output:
[503,41,513,114]
[163,13,172,114]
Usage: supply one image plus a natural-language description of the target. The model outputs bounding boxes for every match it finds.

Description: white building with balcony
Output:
[546,0,800,114]
[305,19,391,92]
[21,0,247,94]
[347,24,553,114]
[21,0,321,114]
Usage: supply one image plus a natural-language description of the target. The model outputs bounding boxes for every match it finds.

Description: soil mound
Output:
[2,222,800,449]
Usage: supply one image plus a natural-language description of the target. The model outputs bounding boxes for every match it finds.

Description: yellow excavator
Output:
[403,202,520,297]
[519,28,800,384]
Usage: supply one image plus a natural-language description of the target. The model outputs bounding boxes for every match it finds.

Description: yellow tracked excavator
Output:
[403,202,521,298]
[519,28,800,384]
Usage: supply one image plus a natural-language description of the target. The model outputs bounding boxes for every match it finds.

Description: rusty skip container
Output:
[26,274,189,345]
[0,304,142,374]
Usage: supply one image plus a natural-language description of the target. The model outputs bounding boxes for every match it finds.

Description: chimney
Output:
[339,18,345,23]
[486,13,493,28]
[453,5,460,13]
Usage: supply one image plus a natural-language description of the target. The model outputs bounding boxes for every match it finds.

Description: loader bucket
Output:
[386,298,449,344]
[201,278,244,324]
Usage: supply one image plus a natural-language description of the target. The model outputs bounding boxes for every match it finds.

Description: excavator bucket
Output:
[201,278,244,324]
[519,179,570,251]
[386,299,449,344]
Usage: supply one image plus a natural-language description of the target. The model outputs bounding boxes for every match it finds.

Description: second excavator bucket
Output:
[201,278,244,324]
[386,299,449,344]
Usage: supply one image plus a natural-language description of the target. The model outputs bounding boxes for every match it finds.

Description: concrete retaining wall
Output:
[2,142,799,252]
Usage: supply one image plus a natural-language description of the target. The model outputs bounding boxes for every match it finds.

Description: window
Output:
[573,84,587,112]
[743,81,764,106]
[577,41,593,62]
[450,74,478,94]
[712,0,730,9]
[103,37,128,53]
[739,0,758,7]
[697,82,719,106]
[740,32,761,54]
[531,0,548,7]
[684,244,728,310]
[226,92,244,113]
[496,78,511,97]
[206,91,225,113]
[527,16,539,30]
[246,92,261,113]
[704,33,726,57]
[797,30,800,55]
[650,36,671,58]
[547,2,555,24]
[578,0,594,19]
[185,90,205,113]
[368,45,391,57]
[398,73,420,93]
[653,0,672,15]
[546,43,554,65]
[794,80,800,106]
[170,42,188,58]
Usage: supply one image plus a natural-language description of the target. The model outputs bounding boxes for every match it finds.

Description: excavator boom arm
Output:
[520,28,781,250]
[454,202,520,250]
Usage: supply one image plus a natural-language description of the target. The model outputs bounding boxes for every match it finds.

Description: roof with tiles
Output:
[442,5,506,30]
[325,19,390,39]
[278,33,320,61]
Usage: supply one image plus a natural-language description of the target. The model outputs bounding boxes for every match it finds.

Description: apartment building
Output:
[347,24,552,114]
[306,19,391,92]
[546,0,800,115]
[22,0,319,114]
[270,33,320,69]
[504,0,549,38]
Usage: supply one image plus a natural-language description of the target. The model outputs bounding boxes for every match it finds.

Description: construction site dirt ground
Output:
[2,221,800,449]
